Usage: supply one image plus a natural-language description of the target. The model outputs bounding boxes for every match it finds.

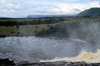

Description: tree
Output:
[36,26,38,28]
[47,25,50,27]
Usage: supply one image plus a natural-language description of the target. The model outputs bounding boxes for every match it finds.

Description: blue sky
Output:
[0,0,100,17]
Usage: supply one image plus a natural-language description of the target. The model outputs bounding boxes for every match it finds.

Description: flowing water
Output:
[0,36,99,63]
[1,21,100,63]
[40,49,100,63]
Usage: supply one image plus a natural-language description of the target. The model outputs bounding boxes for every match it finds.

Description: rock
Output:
[0,58,15,66]
[16,61,66,66]
[16,62,100,66]
[0,59,100,66]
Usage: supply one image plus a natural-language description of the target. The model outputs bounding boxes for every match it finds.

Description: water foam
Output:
[40,49,100,63]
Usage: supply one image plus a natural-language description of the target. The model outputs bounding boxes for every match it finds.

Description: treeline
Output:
[35,24,69,37]
[36,22,80,37]
[0,18,65,26]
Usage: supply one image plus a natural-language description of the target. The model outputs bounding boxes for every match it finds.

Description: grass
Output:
[0,17,100,37]
[0,26,16,36]
[0,24,56,36]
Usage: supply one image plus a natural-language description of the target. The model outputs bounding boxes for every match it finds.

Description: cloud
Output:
[0,0,100,17]
[46,1,100,15]
[52,0,100,2]
[0,0,20,13]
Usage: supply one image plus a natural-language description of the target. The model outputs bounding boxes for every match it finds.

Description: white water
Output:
[0,36,99,63]
[40,50,100,63]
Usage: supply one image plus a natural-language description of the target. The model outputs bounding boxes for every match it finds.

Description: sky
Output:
[0,0,100,17]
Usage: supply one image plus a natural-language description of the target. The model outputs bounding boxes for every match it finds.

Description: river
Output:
[0,36,98,63]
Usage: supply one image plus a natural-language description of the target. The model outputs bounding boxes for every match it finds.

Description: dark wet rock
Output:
[0,59,100,66]
[16,61,66,66]
[16,62,100,66]
[0,58,15,66]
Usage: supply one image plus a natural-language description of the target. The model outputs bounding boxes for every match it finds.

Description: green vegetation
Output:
[0,16,100,37]
[77,8,100,17]
[0,18,65,26]
[0,24,56,37]
[36,22,80,37]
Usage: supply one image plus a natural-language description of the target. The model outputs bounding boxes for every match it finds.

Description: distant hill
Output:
[77,8,100,17]
[27,15,75,18]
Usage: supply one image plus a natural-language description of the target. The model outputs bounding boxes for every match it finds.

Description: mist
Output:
[0,20,100,63]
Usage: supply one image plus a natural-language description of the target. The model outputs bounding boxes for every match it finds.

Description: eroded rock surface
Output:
[16,62,100,66]
[0,58,15,66]
[0,58,100,66]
